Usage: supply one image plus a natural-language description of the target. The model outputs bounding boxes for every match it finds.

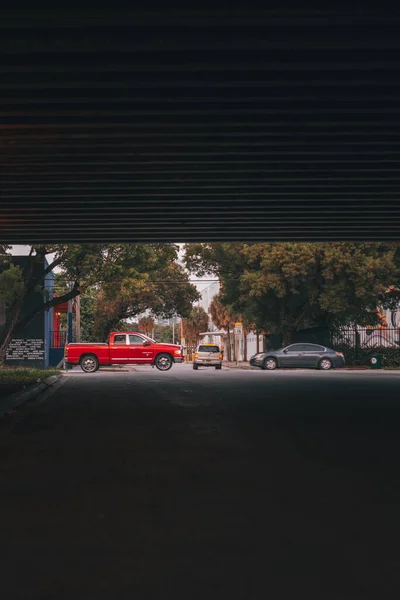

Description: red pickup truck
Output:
[65,332,184,372]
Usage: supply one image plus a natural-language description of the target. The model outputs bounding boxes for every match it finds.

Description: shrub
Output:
[335,345,400,368]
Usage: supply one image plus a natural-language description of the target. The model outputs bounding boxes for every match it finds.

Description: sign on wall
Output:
[6,339,45,361]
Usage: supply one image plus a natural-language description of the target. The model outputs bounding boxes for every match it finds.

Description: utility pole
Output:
[67,298,73,343]
[172,317,175,344]
[75,294,81,342]
[64,285,73,371]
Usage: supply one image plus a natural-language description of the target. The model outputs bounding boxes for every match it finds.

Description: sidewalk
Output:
[223,361,256,370]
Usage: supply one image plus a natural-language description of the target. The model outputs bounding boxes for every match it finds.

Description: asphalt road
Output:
[1,364,400,599]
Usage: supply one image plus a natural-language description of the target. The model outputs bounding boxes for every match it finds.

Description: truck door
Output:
[128,334,154,364]
[110,333,129,362]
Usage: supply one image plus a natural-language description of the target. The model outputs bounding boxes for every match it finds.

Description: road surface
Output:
[1,364,400,599]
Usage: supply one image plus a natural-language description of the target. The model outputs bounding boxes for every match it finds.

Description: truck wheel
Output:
[80,354,99,373]
[155,353,173,371]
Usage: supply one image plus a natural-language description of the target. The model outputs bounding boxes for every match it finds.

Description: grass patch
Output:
[0,368,61,401]
[0,367,60,386]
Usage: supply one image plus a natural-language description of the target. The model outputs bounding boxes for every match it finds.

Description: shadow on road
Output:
[0,368,399,598]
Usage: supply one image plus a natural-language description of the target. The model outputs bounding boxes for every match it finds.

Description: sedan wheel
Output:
[155,353,173,371]
[263,357,277,370]
[319,358,333,370]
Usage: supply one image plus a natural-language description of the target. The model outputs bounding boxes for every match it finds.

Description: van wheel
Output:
[80,354,99,373]
[155,353,173,371]
[215,364,222,370]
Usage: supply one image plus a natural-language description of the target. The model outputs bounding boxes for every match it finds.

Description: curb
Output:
[223,363,256,370]
[0,374,62,418]
[223,364,400,372]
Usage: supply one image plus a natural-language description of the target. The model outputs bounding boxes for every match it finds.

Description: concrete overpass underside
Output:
[1,8,400,243]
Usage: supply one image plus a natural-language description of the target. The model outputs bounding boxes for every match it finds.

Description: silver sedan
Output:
[249,343,345,370]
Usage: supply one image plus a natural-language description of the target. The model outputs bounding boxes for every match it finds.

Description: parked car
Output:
[65,332,184,372]
[249,343,345,370]
[193,344,223,370]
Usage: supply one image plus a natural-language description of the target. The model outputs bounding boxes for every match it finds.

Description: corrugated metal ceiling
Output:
[1,8,400,242]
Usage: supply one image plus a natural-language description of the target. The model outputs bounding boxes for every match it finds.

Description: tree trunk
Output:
[15,285,80,336]
[226,329,232,361]
[243,331,248,362]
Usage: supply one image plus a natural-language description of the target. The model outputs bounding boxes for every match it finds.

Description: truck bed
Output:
[66,343,110,365]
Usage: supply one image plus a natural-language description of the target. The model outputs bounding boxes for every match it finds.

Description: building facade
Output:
[0,256,54,368]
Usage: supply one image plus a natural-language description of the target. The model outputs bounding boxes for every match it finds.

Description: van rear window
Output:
[198,345,220,353]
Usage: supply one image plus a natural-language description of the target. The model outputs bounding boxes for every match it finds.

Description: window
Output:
[198,345,220,353]
[129,334,145,345]
[113,334,127,345]
[286,344,305,352]
[302,344,325,352]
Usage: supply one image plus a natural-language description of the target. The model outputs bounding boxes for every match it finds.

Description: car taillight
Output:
[336,352,344,357]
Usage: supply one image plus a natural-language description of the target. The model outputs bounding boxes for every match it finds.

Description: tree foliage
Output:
[138,316,155,337]
[0,243,199,362]
[153,324,174,344]
[0,244,101,364]
[179,306,209,351]
[88,245,199,341]
[209,296,237,360]
[184,242,400,345]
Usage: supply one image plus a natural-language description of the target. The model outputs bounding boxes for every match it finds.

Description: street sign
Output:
[234,322,243,336]
[181,338,186,346]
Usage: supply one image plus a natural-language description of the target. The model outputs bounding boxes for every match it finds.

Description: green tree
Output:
[138,316,155,337]
[180,306,209,356]
[209,295,254,361]
[77,286,98,342]
[184,242,400,345]
[89,245,199,341]
[0,243,198,363]
[153,324,174,344]
[209,296,236,360]
[0,244,106,365]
